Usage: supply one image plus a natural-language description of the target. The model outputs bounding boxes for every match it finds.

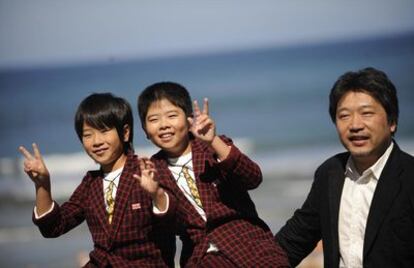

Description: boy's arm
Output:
[19,143,54,215]
[275,168,323,267]
[189,99,261,189]
[214,135,262,189]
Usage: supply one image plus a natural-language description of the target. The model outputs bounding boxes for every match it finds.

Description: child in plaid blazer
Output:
[137,82,289,267]
[19,93,176,267]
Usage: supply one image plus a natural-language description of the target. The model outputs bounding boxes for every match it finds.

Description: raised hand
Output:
[134,158,160,197]
[18,143,50,186]
[188,98,216,144]
[134,158,167,211]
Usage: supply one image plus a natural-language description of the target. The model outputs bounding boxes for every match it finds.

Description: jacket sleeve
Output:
[274,168,323,267]
[32,175,89,238]
[215,135,262,190]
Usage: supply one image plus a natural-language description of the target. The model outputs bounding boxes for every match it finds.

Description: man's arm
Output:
[275,171,323,267]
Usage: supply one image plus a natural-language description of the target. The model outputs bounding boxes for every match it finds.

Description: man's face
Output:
[144,98,191,157]
[335,91,396,170]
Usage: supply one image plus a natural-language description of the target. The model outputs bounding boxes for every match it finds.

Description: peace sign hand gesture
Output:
[18,143,50,187]
[134,158,159,196]
[188,98,216,144]
[134,158,167,211]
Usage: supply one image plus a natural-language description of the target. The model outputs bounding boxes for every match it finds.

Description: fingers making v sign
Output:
[189,98,216,144]
[18,143,50,186]
[133,157,159,197]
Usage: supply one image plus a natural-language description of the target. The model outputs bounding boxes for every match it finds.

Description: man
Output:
[275,67,414,268]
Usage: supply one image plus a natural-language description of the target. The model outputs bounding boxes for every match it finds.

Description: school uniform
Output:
[152,136,289,268]
[33,150,176,268]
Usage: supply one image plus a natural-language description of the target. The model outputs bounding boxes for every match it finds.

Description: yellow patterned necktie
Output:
[105,180,116,224]
[182,166,203,208]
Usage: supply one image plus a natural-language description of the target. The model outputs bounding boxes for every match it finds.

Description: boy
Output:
[19,93,176,267]
[137,82,289,267]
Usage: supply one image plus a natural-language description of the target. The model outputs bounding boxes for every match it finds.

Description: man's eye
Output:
[338,114,349,120]
[362,111,374,116]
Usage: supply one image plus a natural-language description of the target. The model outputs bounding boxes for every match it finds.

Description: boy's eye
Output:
[147,118,158,123]
[168,114,178,118]
[83,133,92,138]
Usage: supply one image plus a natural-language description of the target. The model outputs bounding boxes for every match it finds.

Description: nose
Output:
[92,132,104,146]
[349,114,364,132]
[159,116,171,130]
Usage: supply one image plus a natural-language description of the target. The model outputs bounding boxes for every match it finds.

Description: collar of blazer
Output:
[86,150,138,239]
[363,142,403,256]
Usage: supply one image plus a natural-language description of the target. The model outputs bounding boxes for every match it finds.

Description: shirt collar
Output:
[168,152,192,167]
[345,141,394,181]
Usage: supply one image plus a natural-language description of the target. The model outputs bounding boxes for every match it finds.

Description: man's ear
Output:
[123,124,131,142]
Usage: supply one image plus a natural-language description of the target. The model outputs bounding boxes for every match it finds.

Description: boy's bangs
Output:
[83,109,115,131]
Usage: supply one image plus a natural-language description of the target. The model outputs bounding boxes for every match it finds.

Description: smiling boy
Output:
[19,93,176,267]
[138,82,289,267]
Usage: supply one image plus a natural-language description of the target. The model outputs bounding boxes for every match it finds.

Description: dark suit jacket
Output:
[152,136,289,268]
[275,143,414,268]
[33,151,176,268]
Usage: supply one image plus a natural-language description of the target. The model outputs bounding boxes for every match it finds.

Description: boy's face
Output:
[144,98,191,157]
[82,122,130,172]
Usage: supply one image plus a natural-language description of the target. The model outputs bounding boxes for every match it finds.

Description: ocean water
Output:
[1,33,414,267]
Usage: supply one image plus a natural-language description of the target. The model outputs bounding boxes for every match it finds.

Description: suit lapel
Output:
[154,149,206,227]
[328,160,346,263]
[109,152,137,240]
[191,140,206,180]
[192,140,218,225]
[89,171,111,236]
[363,146,402,256]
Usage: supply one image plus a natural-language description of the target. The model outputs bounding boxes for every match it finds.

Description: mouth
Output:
[93,148,108,156]
[159,132,174,142]
[348,135,369,146]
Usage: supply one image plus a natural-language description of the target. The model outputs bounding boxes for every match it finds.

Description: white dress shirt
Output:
[338,142,394,268]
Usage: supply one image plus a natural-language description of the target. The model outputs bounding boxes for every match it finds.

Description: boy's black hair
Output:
[75,93,134,153]
[137,82,193,130]
[329,67,399,133]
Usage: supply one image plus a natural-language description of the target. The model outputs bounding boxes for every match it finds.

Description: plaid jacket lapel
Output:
[108,151,138,240]
[153,150,206,227]
[88,170,111,236]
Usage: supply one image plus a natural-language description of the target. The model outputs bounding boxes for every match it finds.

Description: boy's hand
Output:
[134,158,167,211]
[189,98,216,144]
[18,143,50,187]
[134,158,160,197]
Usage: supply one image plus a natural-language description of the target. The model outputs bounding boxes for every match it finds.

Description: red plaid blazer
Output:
[152,136,289,268]
[33,150,176,268]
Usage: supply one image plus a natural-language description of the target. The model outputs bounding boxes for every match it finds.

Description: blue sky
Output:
[1,0,414,69]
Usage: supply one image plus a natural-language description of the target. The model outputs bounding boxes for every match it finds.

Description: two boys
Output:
[20,86,289,267]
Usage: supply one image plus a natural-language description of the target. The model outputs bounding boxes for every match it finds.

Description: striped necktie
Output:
[182,166,203,208]
[105,180,116,224]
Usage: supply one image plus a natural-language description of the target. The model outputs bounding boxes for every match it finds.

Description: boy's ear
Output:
[123,124,130,142]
